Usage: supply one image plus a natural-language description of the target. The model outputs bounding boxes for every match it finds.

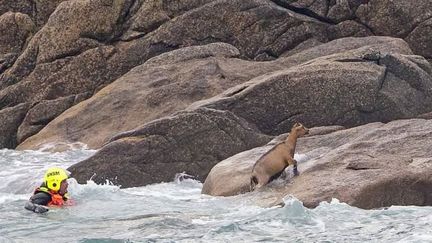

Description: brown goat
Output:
[250,122,309,191]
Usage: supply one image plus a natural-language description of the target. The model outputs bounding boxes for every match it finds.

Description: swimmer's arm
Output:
[30,192,51,206]
[24,201,49,213]
[25,192,51,213]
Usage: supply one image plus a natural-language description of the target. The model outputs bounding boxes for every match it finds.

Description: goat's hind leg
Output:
[255,174,271,189]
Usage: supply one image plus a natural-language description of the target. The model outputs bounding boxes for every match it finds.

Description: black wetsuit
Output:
[25,184,52,213]
[29,191,51,206]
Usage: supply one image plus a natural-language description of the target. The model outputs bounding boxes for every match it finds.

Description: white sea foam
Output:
[1,148,432,242]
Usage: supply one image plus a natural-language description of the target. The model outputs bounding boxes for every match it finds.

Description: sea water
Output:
[0,148,431,243]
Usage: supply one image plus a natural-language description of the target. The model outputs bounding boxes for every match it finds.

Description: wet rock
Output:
[201,125,345,196]
[203,119,432,209]
[68,108,272,188]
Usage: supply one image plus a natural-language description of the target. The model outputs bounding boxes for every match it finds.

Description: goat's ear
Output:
[293,122,300,127]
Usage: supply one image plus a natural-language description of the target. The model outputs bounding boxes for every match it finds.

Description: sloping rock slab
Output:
[193,50,432,135]
[203,119,432,209]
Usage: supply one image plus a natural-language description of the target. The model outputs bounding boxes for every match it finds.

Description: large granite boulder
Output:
[1,0,338,150]
[0,0,67,28]
[356,0,432,38]
[0,0,33,18]
[356,0,432,58]
[0,0,134,105]
[17,43,248,149]
[17,36,413,150]
[0,1,67,76]
[16,94,90,144]
[0,12,35,74]
[66,37,432,188]
[0,103,30,148]
[0,0,330,108]
[274,0,432,58]
[0,12,35,55]
[194,50,432,135]
[3,0,432,152]
[68,108,272,187]
[29,0,69,28]
[406,18,432,59]
[203,118,432,209]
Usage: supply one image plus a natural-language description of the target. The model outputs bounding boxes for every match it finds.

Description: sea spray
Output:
[1,148,432,242]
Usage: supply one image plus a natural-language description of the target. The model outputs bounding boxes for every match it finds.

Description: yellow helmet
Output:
[44,167,69,192]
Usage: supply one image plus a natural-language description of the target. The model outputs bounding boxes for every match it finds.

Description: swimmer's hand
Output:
[25,201,49,213]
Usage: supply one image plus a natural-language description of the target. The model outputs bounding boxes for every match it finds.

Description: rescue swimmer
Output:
[25,167,73,213]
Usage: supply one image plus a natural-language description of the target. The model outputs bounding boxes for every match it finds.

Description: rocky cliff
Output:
[1,0,432,209]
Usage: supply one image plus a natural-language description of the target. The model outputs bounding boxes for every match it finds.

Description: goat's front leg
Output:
[286,157,299,176]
